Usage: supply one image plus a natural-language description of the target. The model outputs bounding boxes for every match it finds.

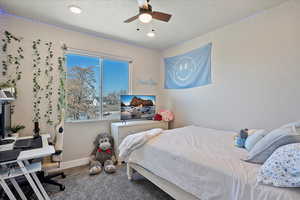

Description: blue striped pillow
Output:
[245,126,300,164]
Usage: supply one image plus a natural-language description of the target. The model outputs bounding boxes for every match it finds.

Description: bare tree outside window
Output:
[65,54,129,121]
[67,66,99,120]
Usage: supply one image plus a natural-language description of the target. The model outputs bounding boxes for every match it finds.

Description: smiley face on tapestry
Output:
[164,43,212,89]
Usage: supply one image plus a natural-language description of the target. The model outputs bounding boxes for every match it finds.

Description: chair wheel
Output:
[61,174,66,179]
[60,185,65,191]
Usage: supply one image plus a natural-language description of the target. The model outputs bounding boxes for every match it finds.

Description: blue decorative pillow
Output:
[245,129,268,151]
[257,143,300,187]
[245,126,300,164]
[234,136,246,148]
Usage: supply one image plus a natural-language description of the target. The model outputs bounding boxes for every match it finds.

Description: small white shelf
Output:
[0,162,41,180]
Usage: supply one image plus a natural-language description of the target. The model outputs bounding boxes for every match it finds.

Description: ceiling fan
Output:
[124,0,172,24]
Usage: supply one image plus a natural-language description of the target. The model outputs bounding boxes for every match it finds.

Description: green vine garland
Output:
[1,31,67,130]
[32,39,42,123]
[57,55,66,122]
[1,31,24,97]
[44,42,54,125]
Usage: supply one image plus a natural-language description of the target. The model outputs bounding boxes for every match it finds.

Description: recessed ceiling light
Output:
[147,31,155,38]
[69,5,82,14]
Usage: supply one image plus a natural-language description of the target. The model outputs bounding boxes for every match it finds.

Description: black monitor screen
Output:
[0,103,11,139]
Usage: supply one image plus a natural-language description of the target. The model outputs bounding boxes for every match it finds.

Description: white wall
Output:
[161,0,300,131]
[0,14,161,162]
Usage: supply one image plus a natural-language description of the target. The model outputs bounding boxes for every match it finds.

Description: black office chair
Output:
[38,154,66,191]
[38,121,66,192]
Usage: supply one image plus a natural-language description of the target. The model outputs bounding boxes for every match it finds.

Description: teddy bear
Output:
[89,133,117,175]
[234,128,249,148]
[157,109,174,122]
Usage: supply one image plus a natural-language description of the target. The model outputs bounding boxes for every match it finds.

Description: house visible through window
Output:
[66,53,129,121]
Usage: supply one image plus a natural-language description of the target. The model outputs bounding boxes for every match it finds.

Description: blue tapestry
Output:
[164,43,212,89]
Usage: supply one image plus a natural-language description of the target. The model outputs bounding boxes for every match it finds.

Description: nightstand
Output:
[111,120,168,163]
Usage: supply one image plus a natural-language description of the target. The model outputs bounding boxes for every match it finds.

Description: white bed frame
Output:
[127,163,199,200]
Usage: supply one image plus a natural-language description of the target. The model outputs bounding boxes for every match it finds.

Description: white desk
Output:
[0,134,55,200]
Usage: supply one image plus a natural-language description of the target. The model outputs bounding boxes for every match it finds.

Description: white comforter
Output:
[127,126,300,200]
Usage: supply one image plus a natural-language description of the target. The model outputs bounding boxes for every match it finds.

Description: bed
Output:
[126,126,300,200]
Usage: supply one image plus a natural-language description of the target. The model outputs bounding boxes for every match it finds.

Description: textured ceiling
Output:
[0,0,288,49]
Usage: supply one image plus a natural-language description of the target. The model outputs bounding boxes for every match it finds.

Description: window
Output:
[66,53,129,121]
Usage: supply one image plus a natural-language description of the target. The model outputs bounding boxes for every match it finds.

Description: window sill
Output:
[65,118,121,124]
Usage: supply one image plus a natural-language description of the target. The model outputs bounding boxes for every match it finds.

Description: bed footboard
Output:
[127,163,199,200]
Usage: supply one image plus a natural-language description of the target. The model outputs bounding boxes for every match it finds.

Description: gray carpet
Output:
[46,165,174,200]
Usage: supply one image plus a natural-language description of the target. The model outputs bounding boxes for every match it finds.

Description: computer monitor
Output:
[0,102,11,139]
[120,95,156,121]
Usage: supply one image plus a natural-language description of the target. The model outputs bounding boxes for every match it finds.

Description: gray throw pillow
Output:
[245,126,300,164]
[244,129,268,151]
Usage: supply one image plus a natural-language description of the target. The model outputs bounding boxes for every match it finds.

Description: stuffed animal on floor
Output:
[89,133,117,175]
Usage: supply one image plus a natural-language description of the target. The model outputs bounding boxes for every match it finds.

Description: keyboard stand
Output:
[0,161,42,200]
[0,134,55,200]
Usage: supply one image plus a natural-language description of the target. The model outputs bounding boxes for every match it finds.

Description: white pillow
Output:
[257,143,300,187]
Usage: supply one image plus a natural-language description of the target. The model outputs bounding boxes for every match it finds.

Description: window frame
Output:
[65,49,132,123]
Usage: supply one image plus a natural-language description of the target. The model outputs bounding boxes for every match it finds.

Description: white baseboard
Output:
[48,157,90,172]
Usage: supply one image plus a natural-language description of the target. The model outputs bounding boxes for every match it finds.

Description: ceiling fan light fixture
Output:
[139,13,152,23]
[69,5,82,14]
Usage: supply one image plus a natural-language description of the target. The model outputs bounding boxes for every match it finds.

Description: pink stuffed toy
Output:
[157,110,174,122]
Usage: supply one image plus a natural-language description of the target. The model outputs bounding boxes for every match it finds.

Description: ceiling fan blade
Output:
[152,11,172,22]
[124,15,139,23]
